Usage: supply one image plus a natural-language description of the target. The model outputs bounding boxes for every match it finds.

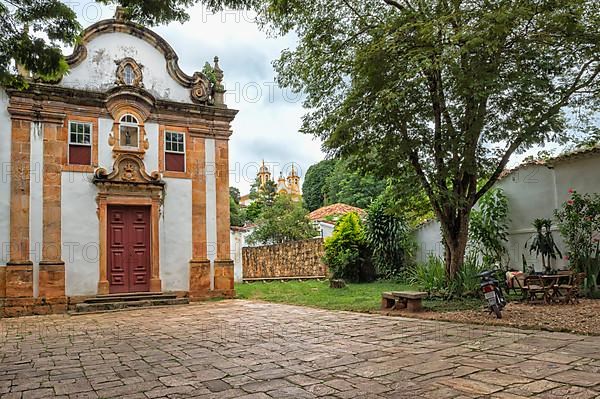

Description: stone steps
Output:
[70,293,189,315]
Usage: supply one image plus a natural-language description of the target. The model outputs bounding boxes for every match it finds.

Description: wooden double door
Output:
[107,205,151,294]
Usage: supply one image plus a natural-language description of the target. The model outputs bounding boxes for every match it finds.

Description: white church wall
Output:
[0,89,11,265]
[145,122,159,173]
[97,118,114,170]
[160,177,192,292]
[61,172,100,296]
[61,32,192,104]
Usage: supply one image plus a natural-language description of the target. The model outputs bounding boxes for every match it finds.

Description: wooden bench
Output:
[381,291,428,312]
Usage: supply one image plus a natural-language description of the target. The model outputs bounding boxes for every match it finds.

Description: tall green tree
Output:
[302,159,337,211]
[247,194,318,245]
[261,0,600,278]
[323,159,386,209]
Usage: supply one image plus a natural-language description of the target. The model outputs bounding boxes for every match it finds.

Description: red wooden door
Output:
[108,206,151,294]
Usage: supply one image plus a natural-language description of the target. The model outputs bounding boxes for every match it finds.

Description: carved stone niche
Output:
[93,153,163,186]
[115,58,144,87]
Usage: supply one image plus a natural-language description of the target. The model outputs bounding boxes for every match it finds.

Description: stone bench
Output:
[381,291,428,312]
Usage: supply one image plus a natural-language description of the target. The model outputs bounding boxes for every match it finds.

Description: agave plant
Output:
[525,218,562,274]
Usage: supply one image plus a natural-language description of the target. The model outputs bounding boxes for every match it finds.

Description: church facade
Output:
[0,11,237,316]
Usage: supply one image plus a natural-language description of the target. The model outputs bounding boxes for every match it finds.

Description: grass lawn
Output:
[235,279,482,313]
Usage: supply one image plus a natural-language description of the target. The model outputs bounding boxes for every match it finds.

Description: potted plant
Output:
[525,218,562,275]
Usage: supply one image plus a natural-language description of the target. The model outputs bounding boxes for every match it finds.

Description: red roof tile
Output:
[308,203,365,221]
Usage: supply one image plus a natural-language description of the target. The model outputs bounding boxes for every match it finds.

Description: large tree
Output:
[302,159,337,211]
[247,194,318,245]
[260,0,600,277]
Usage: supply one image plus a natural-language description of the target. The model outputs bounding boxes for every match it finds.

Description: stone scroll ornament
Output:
[190,72,211,104]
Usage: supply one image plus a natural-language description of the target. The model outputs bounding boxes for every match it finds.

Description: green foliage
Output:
[469,188,510,266]
[408,255,446,295]
[555,189,600,293]
[261,0,600,278]
[322,159,386,209]
[323,212,375,283]
[448,253,487,298]
[230,196,245,227]
[376,179,433,228]
[525,218,563,274]
[409,253,485,298]
[302,159,337,211]
[365,196,415,279]
[245,177,278,222]
[246,194,318,245]
[0,1,80,88]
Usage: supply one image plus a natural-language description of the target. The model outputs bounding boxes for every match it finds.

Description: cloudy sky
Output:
[69,2,324,194]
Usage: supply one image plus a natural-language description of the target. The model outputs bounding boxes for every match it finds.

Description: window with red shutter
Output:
[165,131,185,172]
[68,121,92,165]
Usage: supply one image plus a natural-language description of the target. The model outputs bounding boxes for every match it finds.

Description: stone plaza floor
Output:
[1,300,600,398]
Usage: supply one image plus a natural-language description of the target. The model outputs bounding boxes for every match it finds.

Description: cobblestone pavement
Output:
[1,300,600,398]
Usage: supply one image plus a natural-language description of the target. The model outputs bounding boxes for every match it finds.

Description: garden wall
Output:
[413,150,600,272]
[242,239,327,280]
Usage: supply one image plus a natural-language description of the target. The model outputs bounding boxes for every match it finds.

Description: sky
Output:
[68,1,325,194]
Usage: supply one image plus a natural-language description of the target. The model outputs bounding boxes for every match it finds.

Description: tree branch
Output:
[475,61,600,202]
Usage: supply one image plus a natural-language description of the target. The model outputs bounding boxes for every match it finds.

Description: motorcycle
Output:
[477,270,507,319]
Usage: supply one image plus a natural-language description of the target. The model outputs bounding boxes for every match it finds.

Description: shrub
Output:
[408,255,446,295]
[323,212,375,283]
[409,253,486,298]
[469,188,509,266]
[555,189,600,294]
[365,197,415,279]
[449,253,487,298]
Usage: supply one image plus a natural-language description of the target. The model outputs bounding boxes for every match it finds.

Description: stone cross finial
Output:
[213,56,226,106]
[114,6,127,21]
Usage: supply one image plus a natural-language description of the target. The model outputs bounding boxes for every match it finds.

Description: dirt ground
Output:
[383,299,600,336]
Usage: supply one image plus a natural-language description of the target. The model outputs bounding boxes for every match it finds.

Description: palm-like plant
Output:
[526,218,562,274]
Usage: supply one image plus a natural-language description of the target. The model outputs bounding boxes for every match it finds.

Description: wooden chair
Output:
[564,272,586,304]
[512,273,528,300]
[523,275,547,303]
[552,271,574,302]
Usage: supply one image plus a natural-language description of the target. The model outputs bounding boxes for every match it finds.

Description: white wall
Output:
[230,230,243,283]
[61,32,192,104]
[160,178,192,291]
[230,228,254,282]
[0,89,11,265]
[413,154,600,271]
[98,118,114,170]
[145,123,159,173]
[62,172,100,296]
[414,220,444,264]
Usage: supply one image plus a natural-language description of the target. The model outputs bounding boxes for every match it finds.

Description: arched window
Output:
[119,114,139,148]
[123,64,135,85]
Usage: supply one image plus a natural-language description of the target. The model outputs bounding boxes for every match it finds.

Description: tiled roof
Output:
[308,203,365,221]
[499,144,600,180]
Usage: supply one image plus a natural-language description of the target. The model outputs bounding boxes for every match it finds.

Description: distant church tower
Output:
[258,160,271,187]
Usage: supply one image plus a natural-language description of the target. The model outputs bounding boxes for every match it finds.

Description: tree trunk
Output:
[441,212,471,280]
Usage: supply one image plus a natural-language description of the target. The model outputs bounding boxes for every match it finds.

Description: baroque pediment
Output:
[93,154,164,186]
